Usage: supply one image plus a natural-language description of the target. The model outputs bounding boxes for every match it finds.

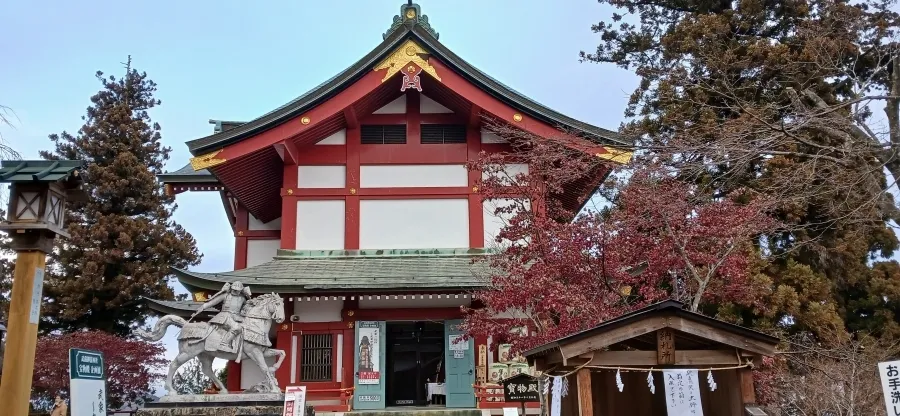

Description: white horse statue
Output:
[137,291,286,395]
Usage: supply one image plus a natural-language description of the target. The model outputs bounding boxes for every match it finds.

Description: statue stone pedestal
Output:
[136,393,315,416]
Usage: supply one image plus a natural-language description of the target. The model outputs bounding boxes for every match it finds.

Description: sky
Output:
[0,0,638,383]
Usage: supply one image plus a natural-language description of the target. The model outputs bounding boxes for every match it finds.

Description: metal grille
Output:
[361,125,407,144]
[421,124,467,144]
[301,334,333,381]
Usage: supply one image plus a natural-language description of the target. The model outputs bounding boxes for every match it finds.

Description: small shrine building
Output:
[148,2,629,412]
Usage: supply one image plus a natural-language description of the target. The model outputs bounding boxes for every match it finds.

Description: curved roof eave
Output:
[186,26,629,156]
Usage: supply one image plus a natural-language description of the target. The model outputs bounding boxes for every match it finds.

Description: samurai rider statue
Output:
[194,281,252,358]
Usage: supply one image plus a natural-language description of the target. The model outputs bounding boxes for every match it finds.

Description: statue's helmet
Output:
[230,282,244,292]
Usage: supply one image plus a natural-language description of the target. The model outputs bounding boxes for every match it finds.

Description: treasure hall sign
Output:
[502,373,539,414]
[69,348,107,416]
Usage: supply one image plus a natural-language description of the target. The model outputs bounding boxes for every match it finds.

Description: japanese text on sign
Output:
[878,360,900,416]
[502,374,540,402]
[663,369,704,416]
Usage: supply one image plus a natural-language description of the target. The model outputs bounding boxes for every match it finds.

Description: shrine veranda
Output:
[148,2,630,412]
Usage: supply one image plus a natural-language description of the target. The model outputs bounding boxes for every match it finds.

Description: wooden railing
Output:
[474,384,540,410]
[307,386,354,412]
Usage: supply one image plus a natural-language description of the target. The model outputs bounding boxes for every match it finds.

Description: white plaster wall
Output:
[297,165,346,188]
[360,164,467,188]
[296,200,345,250]
[481,130,508,144]
[359,296,471,309]
[420,95,453,113]
[373,95,406,114]
[248,214,282,231]
[359,199,469,249]
[317,129,346,145]
[241,356,277,389]
[293,299,343,322]
[247,239,281,267]
[481,163,529,185]
[483,198,530,248]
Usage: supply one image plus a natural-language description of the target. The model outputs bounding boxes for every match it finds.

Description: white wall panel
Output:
[373,95,406,114]
[298,165,346,188]
[360,199,469,249]
[361,165,467,188]
[247,239,281,267]
[293,299,343,322]
[296,200,345,250]
[317,129,346,145]
[481,164,529,185]
[420,95,453,113]
[241,356,276,389]
[483,198,529,248]
[481,130,508,143]
[248,214,282,231]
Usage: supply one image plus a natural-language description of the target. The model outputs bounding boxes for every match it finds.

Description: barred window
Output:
[361,125,407,144]
[421,124,467,144]
[301,334,333,381]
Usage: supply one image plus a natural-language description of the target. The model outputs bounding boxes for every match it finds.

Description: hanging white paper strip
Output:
[663,369,704,416]
[615,369,624,392]
[707,370,717,392]
[647,371,656,394]
[550,376,562,416]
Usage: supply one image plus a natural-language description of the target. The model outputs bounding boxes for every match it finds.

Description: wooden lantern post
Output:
[0,160,84,416]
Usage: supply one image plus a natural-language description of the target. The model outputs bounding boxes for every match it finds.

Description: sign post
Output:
[69,348,107,416]
[502,373,539,415]
[282,385,308,416]
[879,360,900,415]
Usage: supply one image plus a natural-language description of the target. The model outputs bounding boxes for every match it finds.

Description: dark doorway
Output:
[386,321,445,406]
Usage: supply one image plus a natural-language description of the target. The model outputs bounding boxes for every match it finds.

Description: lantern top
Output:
[0,160,83,184]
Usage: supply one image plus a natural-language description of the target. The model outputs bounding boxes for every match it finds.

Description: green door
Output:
[444,319,476,408]
[353,321,386,410]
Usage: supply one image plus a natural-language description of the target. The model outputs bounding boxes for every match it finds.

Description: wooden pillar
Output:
[739,368,756,405]
[226,360,242,391]
[576,368,593,416]
[0,250,48,416]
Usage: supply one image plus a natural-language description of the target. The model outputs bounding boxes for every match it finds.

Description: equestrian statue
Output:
[136,282,286,395]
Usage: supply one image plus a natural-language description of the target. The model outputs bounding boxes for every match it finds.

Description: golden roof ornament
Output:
[383,2,439,40]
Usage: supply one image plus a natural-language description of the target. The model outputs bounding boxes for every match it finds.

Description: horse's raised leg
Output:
[166,351,196,395]
[247,346,279,393]
[198,353,228,394]
[262,348,286,373]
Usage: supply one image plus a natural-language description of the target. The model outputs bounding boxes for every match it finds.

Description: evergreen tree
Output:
[173,359,212,395]
[40,57,201,335]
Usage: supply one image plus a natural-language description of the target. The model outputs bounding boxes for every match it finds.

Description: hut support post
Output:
[576,368,593,416]
[739,367,756,405]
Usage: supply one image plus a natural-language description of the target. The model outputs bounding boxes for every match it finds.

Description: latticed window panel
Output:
[301,334,333,382]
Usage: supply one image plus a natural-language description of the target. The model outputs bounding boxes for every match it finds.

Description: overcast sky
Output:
[0,0,638,383]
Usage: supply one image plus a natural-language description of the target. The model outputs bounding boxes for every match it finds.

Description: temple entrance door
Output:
[444,319,475,408]
[353,321,386,410]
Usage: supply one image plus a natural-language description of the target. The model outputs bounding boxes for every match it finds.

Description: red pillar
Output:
[227,206,250,390]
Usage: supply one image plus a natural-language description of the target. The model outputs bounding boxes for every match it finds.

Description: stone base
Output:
[151,393,284,406]
[136,405,283,416]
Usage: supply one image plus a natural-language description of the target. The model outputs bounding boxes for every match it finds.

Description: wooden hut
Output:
[523,300,778,416]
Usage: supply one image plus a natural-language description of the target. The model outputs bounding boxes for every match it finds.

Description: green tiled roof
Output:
[172,248,493,294]
[0,160,83,183]
[157,163,217,183]
[144,298,217,318]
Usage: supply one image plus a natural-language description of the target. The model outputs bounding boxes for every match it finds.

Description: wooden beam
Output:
[740,368,756,404]
[669,316,776,356]
[343,106,359,129]
[558,316,667,360]
[275,139,300,165]
[468,104,482,129]
[566,350,748,367]
[576,368,593,416]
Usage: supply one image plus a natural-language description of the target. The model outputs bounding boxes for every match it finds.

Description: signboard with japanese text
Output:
[663,369,704,416]
[69,348,107,416]
[282,385,307,416]
[879,360,900,416]
[357,322,380,385]
[502,373,540,402]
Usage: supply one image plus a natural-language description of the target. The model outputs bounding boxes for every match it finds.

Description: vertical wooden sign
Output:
[657,328,675,365]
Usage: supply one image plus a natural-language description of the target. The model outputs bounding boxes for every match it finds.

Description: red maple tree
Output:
[31,330,166,410]
[463,131,777,351]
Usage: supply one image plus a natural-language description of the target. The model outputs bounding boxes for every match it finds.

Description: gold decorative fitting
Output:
[347,310,355,317]
[287,189,294,195]
[281,324,289,330]
[189,149,226,171]
[238,231,244,236]
[193,292,208,302]
[347,321,355,329]
[301,116,311,125]
[375,39,441,82]
[350,188,357,195]
[595,146,634,165]
[512,113,523,122]
[405,8,416,19]
[472,186,479,193]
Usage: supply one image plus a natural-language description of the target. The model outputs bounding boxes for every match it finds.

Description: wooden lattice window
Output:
[301,334,333,381]
[361,125,407,144]
[421,124,467,144]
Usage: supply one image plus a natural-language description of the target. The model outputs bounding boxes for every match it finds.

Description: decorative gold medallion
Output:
[405,8,416,19]
[472,186,479,193]
[374,39,441,82]
[347,310,355,317]
[301,116,311,125]
[287,188,294,195]
[193,292,208,302]
[281,324,289,331]
[512,113,523,122]
[238,230,244,236]
[347,321,355,329]
[350,188,357,195]
[189,149,226,171]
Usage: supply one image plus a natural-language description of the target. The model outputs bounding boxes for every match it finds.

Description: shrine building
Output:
[148,2,630,413]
